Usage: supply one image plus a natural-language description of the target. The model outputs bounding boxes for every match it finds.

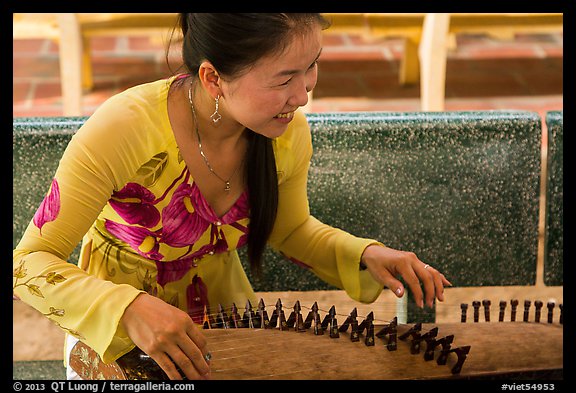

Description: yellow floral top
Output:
[13,76,384,365]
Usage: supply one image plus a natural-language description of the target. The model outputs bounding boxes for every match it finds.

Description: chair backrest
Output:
[543,111,563,286]
[13,112,543,297]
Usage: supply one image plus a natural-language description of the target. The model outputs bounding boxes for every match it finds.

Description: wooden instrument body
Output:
[70,321,562,380]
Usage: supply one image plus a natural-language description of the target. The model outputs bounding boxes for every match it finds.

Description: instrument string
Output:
[185,299,421,377]
[188,297,562,327]
[143,297,562,379]
[195,300,395,375]
[186,296,561,375]
[190,302,398,325]
[201,322,460,376]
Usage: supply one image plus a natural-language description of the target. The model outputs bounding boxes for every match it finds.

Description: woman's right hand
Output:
[120,293,211,380]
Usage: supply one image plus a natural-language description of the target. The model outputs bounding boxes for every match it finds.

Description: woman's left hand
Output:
[361,245,452,308]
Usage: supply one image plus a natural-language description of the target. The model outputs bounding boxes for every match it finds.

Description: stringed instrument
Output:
[69,297,563,380]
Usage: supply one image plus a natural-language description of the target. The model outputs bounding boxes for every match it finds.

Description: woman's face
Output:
[219,26,323,139]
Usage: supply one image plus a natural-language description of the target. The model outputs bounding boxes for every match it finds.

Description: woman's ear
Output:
[198,61,222,99]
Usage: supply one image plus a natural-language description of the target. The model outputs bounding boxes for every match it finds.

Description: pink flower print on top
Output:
[155,257,195,287]
[210,225,230,255]
[187,275,209,325]
[109,183,160,228]
[104,220,163,260]
[220,191,250,224]
[231,222,249,249]
[34,178,61,235]
[160,183,211,248]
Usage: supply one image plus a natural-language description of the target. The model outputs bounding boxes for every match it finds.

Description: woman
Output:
[13,13,451,380]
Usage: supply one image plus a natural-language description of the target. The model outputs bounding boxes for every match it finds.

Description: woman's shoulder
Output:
[79,78,173,136]
[69,78,175,161]
[101,78,172,118]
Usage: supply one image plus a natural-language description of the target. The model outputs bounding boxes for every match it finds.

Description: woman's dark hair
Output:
[169,13,329,275]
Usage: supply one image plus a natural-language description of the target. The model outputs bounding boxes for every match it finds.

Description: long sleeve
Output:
[268,111,384,303]
[12,90,164,363]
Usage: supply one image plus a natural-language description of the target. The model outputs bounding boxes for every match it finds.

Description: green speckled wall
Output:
[544,111,563,286]
[13,111,544,293]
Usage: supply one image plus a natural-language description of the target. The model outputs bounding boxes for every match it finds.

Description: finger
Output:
[423,266,445,303]
[434,274,445,302]
[186,323,209,355]
[418,265,436,308]
[398,267,425,308]
[170,345,210,380]
[370,265,405,298]
[176,345,211,379]
[152,351,186,380]
[431,270,449,302]
[181,325,211,378]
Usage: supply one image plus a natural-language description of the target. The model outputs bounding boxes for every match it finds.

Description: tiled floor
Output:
[13,31,563,119]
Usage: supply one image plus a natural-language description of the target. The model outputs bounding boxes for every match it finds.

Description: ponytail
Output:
[245,131,278,275]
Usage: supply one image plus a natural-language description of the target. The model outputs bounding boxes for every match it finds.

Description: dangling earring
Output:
[210,95,221,124]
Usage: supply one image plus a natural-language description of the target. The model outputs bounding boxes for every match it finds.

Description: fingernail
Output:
[419,299,424,308]
[396,287,402,296]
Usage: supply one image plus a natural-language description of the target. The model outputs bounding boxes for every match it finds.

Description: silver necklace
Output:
[188,84,242,193]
